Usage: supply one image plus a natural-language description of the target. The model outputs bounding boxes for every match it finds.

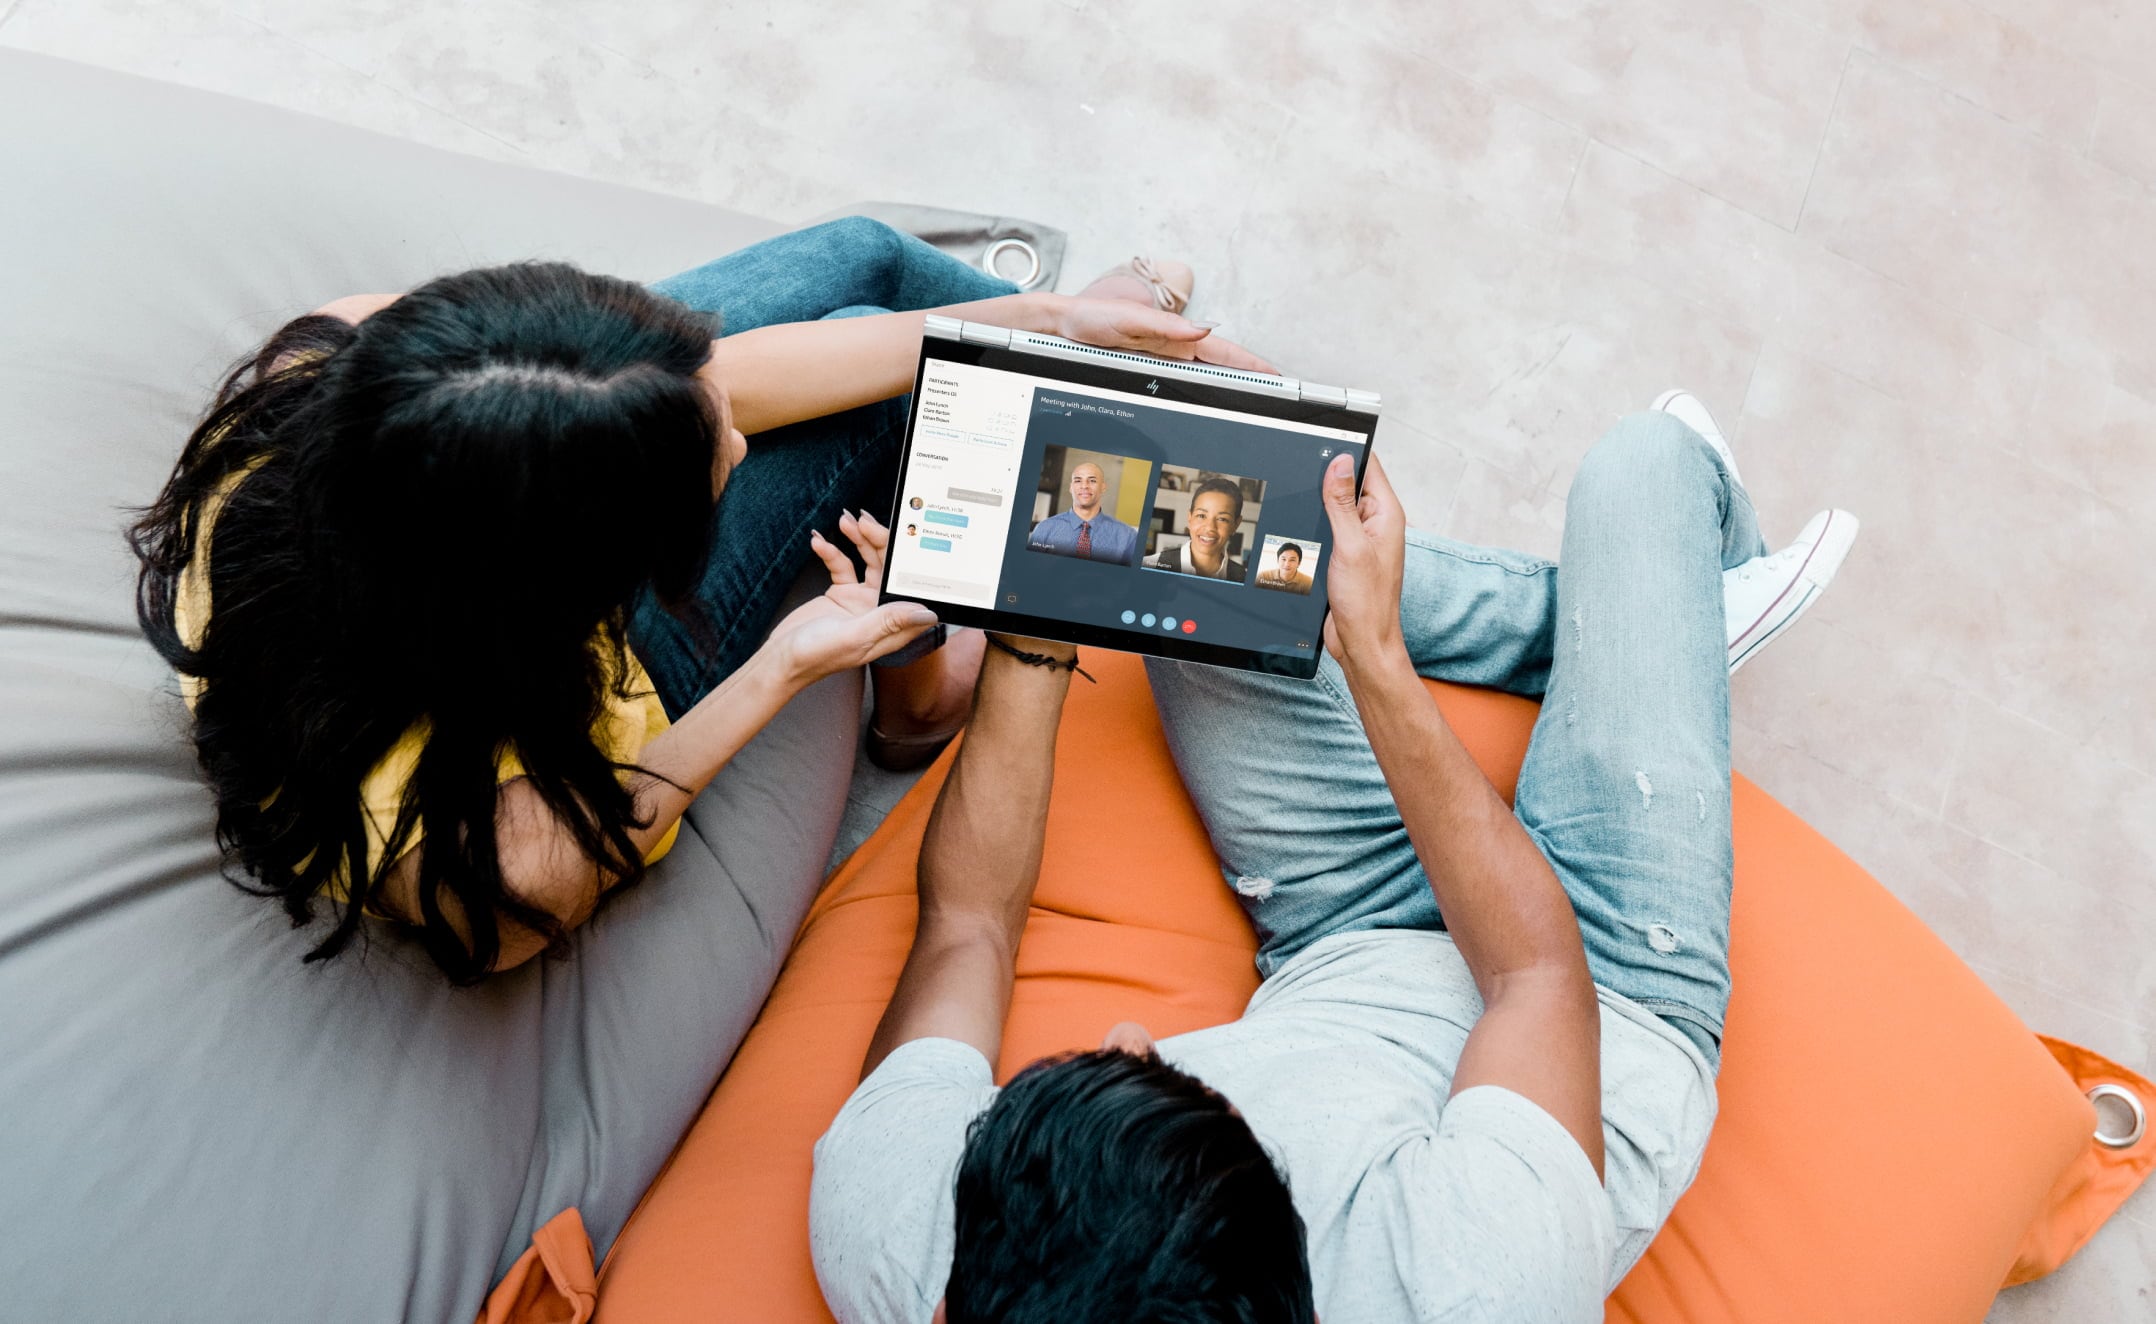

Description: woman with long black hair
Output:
[132,218,1262,983]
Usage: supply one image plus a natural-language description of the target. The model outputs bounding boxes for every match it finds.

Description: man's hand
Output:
[1318,450,1606,1177]
[1047,295,1277,374]
[1319,452,1408,670]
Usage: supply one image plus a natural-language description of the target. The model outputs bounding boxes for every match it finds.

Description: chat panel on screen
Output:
[884,358,1033,609]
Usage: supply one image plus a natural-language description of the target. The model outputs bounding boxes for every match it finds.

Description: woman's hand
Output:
[1318,452,1408,671]
[764,510,939,688]
[1048,296,1278,374]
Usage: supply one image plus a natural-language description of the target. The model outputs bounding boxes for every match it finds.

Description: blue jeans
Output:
[627,217,1017,717]
[1147,412,1765,1068]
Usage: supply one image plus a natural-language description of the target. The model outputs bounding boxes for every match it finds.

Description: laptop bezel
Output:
[877,328,1379,680]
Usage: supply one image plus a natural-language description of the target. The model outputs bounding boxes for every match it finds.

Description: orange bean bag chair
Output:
[544,654,2148,1323]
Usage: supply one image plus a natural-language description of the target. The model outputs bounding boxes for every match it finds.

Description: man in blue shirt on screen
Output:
[1028,461,1140,565]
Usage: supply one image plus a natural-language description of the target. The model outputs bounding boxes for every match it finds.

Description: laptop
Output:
[878,314,1380,679]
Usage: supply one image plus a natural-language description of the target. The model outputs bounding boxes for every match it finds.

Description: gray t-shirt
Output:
[810,929,1717,1323]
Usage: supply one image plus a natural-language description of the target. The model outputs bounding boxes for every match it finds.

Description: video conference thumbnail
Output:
[1022,440,1312,603]
[1142,464,1266,585]
[1254,533,1321,594]
[886,358,1365,652]
[1025,446,1151,567]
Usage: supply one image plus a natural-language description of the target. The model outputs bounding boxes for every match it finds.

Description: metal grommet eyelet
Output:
[2088,1083,2147,1149]
[982,237,1042,289]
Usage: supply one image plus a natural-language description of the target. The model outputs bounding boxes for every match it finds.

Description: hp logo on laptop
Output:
[1145,379,1160,394]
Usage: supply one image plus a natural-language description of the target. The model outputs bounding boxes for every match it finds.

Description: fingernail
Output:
[1188,320,1219,331]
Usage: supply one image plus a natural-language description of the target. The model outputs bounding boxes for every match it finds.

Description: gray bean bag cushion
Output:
[0,50,854,1322]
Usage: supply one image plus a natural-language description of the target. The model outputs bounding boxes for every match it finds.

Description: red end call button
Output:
[1180,618,1197,634]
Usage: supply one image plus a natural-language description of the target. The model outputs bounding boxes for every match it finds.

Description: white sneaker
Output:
[1653,388,1742,486]
[1725,509,1859,673]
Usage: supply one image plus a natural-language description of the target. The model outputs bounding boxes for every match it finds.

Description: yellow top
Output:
[173,459,679,901]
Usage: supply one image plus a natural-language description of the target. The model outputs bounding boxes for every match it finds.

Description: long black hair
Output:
[131,263,723,982]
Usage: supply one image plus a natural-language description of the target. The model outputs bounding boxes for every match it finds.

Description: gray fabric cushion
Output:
[0,51,846,1322]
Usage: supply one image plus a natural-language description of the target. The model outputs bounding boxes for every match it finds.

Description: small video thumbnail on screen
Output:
[1025,445,1153,567]
[1253,533,1321,595]
[1143,464,1267,585]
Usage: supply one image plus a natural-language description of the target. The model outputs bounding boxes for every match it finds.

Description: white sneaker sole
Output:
[1728,509,1859,674]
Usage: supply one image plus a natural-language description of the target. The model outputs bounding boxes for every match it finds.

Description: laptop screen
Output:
[879,335,1375,677]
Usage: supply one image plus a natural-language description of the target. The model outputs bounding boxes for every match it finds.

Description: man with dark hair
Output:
[948,1049,1311,1321]
[812,397,1858,1322]
[1255,540,1313,594]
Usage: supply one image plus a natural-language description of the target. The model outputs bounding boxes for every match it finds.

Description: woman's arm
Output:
[708,292,1274,437]
[382,512,935,972]
[375,646,805,972]
[472,644,807,970]
[309,289,1273,439]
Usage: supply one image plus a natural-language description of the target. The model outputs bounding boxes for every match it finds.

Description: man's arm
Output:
[859,639,1078,1078]
[1320,455,1605,1178]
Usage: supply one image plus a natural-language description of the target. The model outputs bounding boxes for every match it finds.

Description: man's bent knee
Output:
[1569,411,1723,504]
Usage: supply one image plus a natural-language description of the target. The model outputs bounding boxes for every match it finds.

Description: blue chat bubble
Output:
[920,537,954,552]
[924,510,969,527]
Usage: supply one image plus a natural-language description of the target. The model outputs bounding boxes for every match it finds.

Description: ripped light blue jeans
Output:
[1146,413,1765,1069]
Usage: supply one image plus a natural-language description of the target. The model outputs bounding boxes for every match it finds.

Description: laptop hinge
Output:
[1005,328,1301,400]
[925,319,1380,415]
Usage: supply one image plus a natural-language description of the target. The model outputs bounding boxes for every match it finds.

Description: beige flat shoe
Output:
[1091,256,1195,315]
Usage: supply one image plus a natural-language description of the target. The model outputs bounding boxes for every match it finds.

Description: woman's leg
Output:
[650,216,1015,335]
[630,221,1018,716]
[630,390,913,716]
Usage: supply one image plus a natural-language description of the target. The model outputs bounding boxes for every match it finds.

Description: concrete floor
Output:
[6,0,2150,1313]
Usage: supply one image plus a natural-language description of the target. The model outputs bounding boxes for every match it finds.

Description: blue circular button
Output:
[1120,609,1136,624]
[1140,613,1157,628]
[1161,616,1179,631]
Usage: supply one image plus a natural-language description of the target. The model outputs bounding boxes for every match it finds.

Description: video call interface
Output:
[884,355,1370,664]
